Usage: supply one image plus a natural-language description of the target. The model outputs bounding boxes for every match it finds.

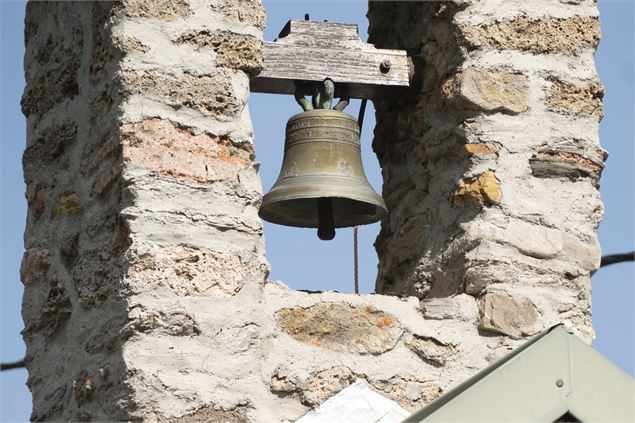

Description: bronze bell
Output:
[259,108,387,240]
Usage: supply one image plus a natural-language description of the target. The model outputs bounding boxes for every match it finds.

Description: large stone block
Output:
[120,118,252,183]
[420,294,479,322]
[20,248,51,285]
[442,68,529,114]
[120,71,241,117]
[25,184,46,219]
[458,16,600,55]
[453,171,502,207]
[177,31,264,75]
[546,77,604,118]
[126,244,254,297]
[275,303,403,354]
[406,335,455,367]
[478,292,538,339]
[530,150,603,185]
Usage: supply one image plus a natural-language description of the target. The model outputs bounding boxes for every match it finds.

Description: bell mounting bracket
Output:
[250,19,412,100]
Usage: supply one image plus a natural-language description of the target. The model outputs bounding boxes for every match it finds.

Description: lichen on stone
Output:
[51,194,81,220]
[274,303,403,354]
[453,171,502,207]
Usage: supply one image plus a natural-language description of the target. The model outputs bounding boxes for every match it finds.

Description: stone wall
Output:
[369,0,603,342]
[21,1,269,420]
[20,0,603,421]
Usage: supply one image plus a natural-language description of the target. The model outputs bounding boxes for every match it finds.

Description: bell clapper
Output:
[317,197,336,240]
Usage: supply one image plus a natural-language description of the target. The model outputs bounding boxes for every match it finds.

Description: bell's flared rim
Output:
[259,180,387,228]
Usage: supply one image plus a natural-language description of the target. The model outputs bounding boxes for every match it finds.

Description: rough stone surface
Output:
[275,303,403,354]
[21,33,81,117]
[147,406,248,423]
[31,281,72,337]
[458,16,600,55]
[530,149,603,185]
[21,2,266,421]
[22,120,77,173]
[121,71,240,117]
[443,68,529,114]
[217,0,266,31]
[371,378,442,409]
[124,309,200,337]
[120,0,190,21]
[177,31,263,75]
[25,183,46,219]
[546,77,604,118]
[20,248,51,285]
[302,366,356,406]
[126,244,254,296]
[407,335,455,367]
[113,36,148,53]
[478,292,539,339]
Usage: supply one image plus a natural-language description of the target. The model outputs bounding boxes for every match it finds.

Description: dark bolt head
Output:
[556,379,564,388]
[380,59,392,73]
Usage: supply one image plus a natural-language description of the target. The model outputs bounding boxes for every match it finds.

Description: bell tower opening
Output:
[250,0,382,295]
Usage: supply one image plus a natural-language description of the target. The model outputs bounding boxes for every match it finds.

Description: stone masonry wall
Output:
[369,0,604,342]
[20,0,603,421]
[21,1,269,420]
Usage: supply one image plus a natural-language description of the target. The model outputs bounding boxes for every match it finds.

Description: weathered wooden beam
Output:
[250,20,412,100]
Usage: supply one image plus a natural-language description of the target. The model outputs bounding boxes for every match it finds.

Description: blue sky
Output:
[1,1,633,421]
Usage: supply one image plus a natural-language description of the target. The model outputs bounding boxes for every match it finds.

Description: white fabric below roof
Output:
[296,380,410,423]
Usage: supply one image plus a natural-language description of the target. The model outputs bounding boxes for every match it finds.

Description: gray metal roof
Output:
[403,325,635,422]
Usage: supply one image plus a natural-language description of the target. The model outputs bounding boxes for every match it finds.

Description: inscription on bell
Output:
[284,162,299,177]
[339,161,353,176]
[287,128,358,145]
[286,117,359,133]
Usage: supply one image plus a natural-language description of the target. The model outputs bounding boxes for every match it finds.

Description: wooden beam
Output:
[250,20,412,100]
